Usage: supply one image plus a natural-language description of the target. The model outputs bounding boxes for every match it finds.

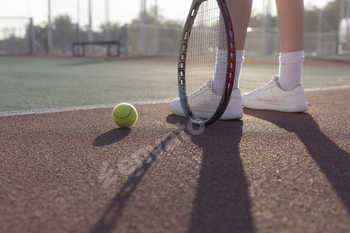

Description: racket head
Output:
[178,0,236,126]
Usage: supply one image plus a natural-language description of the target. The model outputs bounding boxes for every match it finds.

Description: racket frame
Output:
[177,0,236,126]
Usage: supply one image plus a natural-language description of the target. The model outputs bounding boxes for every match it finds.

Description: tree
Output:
[322,0,343,31]
[97,22,124,41]
[304,6,320,32]
[247,0,344,32]
[303,0,345,33]
[53,14,75,53]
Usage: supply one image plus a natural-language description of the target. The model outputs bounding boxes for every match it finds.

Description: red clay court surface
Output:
[1,87,350,233]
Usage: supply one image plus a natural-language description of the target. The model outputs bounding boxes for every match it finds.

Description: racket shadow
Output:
[243,109,350,214]
[90,123,187,233]
[166,115,255,233]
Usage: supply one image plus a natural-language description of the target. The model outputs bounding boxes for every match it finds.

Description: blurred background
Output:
[0,0,349,57]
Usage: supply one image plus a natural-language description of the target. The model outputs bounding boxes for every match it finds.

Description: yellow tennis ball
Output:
[112,103,138,128]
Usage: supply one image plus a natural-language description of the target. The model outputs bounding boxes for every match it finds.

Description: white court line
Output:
[1,85,349,117]
[305,85,350,92]
[0,100,172,117]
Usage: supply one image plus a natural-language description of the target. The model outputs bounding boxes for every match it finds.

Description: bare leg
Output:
[276,0,304,53]
[228,0,253,89]
[275,0,305,90]
[227,0,253,50]
[241,0,308,112]
[214,0,253,92]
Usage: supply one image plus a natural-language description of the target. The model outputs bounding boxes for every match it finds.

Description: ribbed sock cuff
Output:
[279,51,304,65]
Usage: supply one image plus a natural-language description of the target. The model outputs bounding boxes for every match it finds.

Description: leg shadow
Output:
[166,116,255,233]
[244,109,350,214]
[91,115,255,233]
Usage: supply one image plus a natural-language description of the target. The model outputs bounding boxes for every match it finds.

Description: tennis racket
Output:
[178,0,236,126]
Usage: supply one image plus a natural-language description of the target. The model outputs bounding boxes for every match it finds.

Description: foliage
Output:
[28,0,345,54]
[249,0,344,32]
[322,0,343,31]
[130,4,183,28]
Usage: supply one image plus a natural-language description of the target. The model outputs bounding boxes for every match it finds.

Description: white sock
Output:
[278,51,304,91]
[233,50,244,89]
[213,50,244,94]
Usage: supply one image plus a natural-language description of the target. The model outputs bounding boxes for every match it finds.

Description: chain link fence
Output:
[125,24,345,57]
[0,17,35,55]
[123,23,183,57]
[245,28,339,56]
[1,20,349,57]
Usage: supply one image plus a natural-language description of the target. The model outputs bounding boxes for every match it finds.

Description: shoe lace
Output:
[251,76,278,93]
[188,81,212,98]
[188,86,204,98]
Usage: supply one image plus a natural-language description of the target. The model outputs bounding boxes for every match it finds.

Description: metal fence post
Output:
[30,17,35,56]
[124,24,128,57]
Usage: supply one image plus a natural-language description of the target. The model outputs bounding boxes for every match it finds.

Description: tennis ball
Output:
[112,103,138,128]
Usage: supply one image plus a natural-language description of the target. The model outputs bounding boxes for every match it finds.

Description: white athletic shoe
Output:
[241,76,308,112]
[170,80,243,120]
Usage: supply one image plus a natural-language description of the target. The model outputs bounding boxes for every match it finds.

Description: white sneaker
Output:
[170,81,243,120]
[241,76,308,112]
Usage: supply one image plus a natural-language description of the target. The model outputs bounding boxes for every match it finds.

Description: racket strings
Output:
[186,0,228,120]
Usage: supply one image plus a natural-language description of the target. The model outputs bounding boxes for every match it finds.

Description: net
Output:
[72,41,121,57]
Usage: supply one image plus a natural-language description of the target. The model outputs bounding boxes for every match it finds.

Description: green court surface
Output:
[0,56,350,113]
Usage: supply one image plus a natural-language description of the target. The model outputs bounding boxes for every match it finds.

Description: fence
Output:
[0,20,348,57]
[0,17,35,55]
[245,27,339,56]
[338,17,350,55]
[123,23,183,57]
[124,25,343,57]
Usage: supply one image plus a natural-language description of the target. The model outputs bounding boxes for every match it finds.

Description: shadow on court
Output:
[90,121,186,233]
[59,60,116,67]
[166,116,255,233]
[92,128,131,147]
[90,115,255,233]
[1,89,350,233]
[244,109,350,214]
